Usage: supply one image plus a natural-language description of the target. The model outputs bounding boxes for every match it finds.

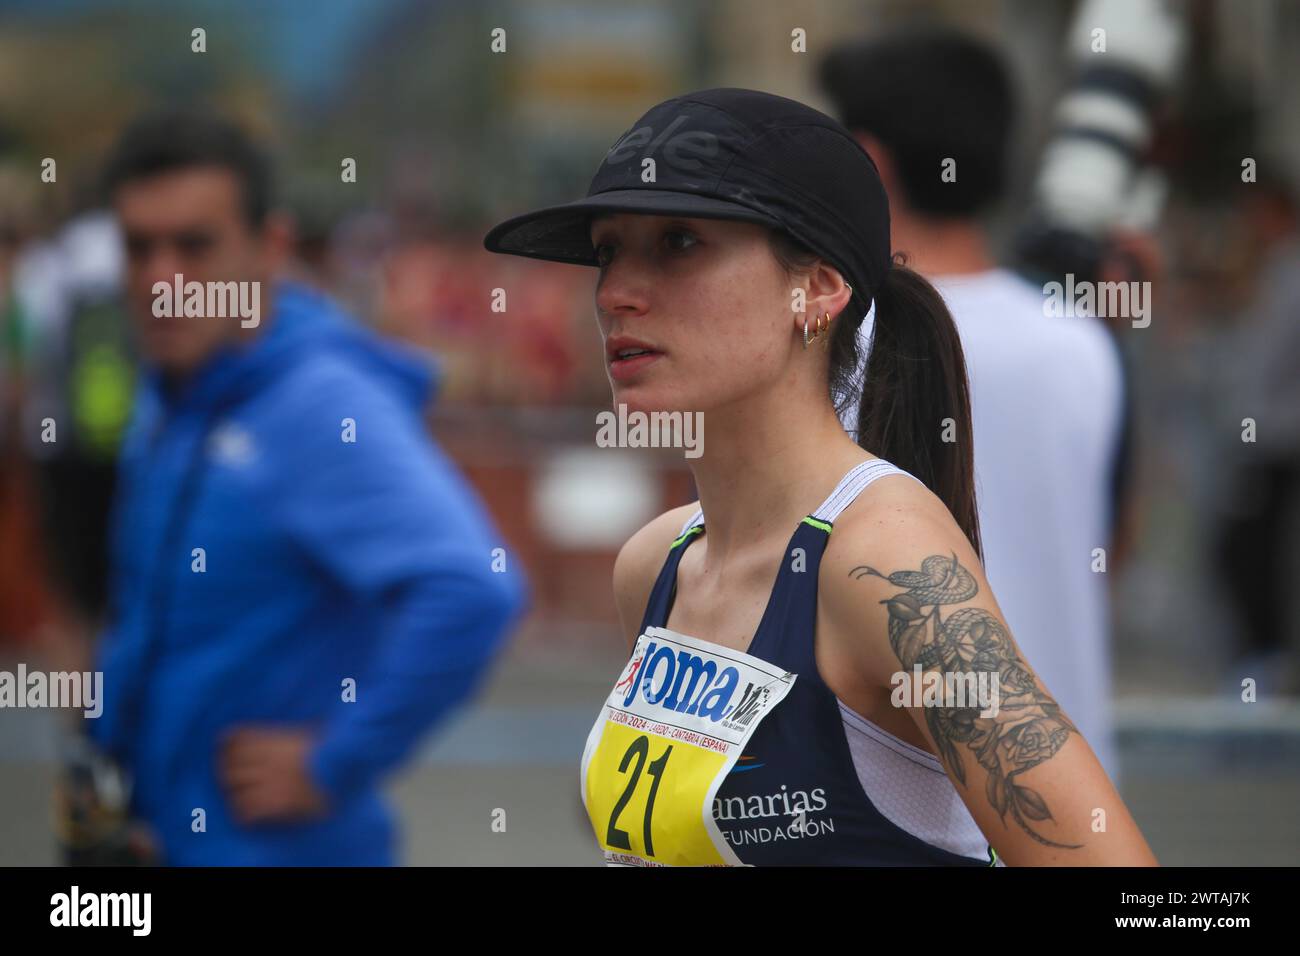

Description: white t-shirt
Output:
[840,268,1124,780]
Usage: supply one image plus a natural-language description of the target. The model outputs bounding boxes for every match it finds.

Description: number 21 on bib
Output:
[579,626,796,866]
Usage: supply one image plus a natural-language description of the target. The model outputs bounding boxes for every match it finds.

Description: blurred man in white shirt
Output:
[821,28,1132,780]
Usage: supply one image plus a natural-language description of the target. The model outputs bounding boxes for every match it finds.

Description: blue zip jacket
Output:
[89,281,528,865]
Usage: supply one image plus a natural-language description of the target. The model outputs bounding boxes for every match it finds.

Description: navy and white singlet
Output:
[638,457,1000,866]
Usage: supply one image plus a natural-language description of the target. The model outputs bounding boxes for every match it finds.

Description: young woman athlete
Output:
[485,89,1156,866]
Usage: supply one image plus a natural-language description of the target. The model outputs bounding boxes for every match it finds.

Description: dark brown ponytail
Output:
[846,255,982,561]
[770,233,982,561]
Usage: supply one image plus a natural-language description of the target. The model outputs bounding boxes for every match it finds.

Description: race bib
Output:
[580,626,796,866]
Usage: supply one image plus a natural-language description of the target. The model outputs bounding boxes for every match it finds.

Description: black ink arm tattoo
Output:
[851,553,1082,850]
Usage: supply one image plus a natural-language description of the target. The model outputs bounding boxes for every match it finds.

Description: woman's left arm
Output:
[821,492,1158,866]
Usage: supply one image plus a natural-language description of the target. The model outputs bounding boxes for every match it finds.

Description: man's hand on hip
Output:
[219,726,329,825]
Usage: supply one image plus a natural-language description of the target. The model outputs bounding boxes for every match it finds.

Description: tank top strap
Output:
[751,457,921,671]
[678,508,704,537]
[811,457,921,524]
[637,509,706,635]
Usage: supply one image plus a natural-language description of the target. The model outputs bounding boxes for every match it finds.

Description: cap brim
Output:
[483,188,782,265]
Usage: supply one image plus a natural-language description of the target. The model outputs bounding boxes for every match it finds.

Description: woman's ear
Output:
[805,262,855,325]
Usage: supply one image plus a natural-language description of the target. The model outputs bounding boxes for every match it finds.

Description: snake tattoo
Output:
[851,553,1082,850]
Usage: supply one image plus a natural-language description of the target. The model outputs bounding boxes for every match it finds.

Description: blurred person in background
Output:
[7,208,134,645]
[820,28,1131,780]
[78,110,527,865]
[0,166,58,648]
[1213,171,1300,694]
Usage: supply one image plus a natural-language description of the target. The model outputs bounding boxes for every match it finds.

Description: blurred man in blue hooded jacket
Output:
[89,111,527,865]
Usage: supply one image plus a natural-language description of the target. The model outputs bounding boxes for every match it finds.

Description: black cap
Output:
[483,88,891,316]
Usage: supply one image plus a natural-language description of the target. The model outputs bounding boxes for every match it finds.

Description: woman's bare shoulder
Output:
[612,502,701,649]
[817,472,990,681]
[827,469,962,551]
[821,471,986,604]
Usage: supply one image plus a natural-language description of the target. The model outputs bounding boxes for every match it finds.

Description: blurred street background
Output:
[1,0,1298,865]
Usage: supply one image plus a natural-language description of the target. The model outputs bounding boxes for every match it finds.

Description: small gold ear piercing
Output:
[805,310,833,348]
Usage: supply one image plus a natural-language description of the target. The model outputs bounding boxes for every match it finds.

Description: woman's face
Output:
[589,213,797,414]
